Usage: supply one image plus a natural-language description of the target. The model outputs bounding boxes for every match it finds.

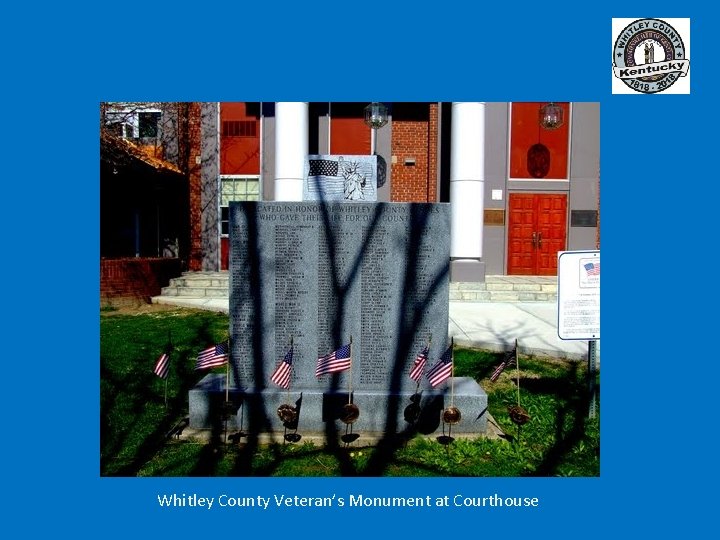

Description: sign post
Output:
[557,250,600,418]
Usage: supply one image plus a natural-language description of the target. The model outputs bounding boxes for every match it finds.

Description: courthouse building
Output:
[101,102,599,286]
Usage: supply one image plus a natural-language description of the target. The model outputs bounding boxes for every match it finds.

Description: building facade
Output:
[102,102,599,282]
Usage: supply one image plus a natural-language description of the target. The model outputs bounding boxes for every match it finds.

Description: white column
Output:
[450,102,485,260]
[274,102,308,201]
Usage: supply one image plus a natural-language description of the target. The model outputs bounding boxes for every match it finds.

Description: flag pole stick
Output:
[450,337,455,408]
[165,329,173,409]
[225,337,230,404]
[224,337,230,444]
[348,335,353,404]
[287,336,293,402]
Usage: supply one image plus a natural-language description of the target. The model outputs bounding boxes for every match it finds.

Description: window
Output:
[104,108,162,139]
[219,176,261,235]
[138,112,161,138]
[106,122,134,138]
[222,120,257,137]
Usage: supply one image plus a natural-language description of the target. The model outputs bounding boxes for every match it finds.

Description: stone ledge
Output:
[189,374,488,436]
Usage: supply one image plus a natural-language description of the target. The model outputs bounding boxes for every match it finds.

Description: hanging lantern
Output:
[539,102,564,130]
[364,102,388,129]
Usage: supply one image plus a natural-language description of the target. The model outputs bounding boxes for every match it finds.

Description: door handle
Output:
[531,232,537,248]
[537,232,543,249]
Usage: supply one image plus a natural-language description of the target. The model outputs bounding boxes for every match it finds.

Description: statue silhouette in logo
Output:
[644,41,654,64]
[339,158,367,200]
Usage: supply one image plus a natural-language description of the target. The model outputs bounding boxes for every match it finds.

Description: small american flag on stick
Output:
[490,343,518,382]
[426,345,453,388]
[153,352,170,379]
[271,347,294,389]
[316,343,351,377]
[195,342,229,370]
[409,346,429,383]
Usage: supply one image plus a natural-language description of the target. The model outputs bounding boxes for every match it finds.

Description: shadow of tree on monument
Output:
[314,200,392,476]
[363,204,449,476]
[220,199,456,477]
[225,202,280,476]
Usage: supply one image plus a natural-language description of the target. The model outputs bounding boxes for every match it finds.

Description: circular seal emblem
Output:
[613,18,688,94]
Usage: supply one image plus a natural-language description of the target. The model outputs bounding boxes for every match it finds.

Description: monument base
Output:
[189,375,488,437]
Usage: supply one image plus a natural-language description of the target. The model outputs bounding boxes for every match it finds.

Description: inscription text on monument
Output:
[229,202,450,394]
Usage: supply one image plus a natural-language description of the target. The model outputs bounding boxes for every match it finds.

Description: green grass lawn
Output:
[101,306,599,477]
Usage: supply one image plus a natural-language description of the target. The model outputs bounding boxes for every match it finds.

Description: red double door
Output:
[507,194,567,276]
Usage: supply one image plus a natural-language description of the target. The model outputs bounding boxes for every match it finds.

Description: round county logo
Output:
[613,18,690,94]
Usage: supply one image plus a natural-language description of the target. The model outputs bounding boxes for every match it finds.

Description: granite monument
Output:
[189,201,487,437]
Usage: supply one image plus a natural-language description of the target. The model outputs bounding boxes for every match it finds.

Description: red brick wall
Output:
[428,103,438,201]
[391,103,438,202]
[100,258,182,303]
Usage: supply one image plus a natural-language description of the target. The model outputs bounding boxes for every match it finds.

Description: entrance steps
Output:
[449,275,557,302]
[158,271,229,298]
[155,271,557,304]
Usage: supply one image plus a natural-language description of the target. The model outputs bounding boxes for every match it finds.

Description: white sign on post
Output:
[557,250,600,340]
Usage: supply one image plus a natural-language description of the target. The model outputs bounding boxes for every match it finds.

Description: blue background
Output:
[2,2,713,537]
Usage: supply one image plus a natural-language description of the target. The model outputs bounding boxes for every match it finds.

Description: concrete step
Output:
[449,276,557,302]
[157,272,557,303]
[161,271,227,297]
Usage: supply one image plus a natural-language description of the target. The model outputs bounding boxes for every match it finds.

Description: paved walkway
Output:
[448,301,592,360]
[152,295,595,362]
